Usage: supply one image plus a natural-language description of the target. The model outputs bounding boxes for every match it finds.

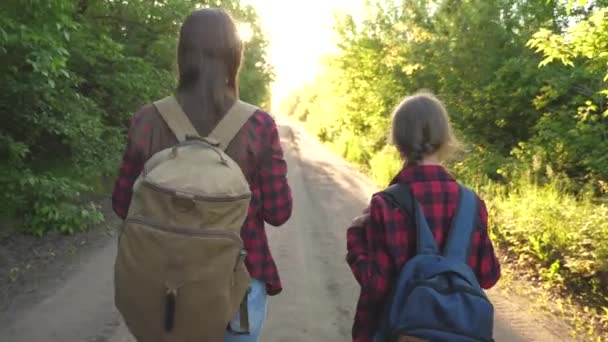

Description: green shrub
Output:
[333,131,371,166]
[369,147,402,186]
[488,179,608,303]
[0,170,104,236]
[449,145,510,187]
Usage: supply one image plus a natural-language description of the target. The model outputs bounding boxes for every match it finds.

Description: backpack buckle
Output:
[202,137,220,147]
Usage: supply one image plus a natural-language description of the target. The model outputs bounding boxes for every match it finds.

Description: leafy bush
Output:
[369,147,402,186]
[449,145,510,187]
[332,131,372,166]
[488,180,608,303]
[21,174,104,236]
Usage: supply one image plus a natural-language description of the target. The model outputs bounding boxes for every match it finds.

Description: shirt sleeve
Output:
[346,195,395,297]
[471,199,501,289]
[111,115,145,220]
[346,195,396,340]
[258,114,293,226]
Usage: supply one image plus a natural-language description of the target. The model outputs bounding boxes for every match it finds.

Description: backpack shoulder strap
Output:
[209,100,259,151]
[382,183,438,255]
[443,184,479,262]
[153,96,199,143]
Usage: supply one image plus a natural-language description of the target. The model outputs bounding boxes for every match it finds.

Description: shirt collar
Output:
[389,164,455,185]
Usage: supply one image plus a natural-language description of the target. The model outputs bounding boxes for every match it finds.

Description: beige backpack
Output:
[114,96,256,342]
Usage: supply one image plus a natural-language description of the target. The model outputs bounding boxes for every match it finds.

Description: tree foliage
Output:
[0,0,273,235]
[526,2,608,185]
[286,0,607,188]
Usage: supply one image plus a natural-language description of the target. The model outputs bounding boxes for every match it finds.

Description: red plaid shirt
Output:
[112,105,293,295]
[346,164,501,341]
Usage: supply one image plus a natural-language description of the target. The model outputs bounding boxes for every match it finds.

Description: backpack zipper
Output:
[412,279,490,300]
[125,217,243,244]
[142,181,250,202]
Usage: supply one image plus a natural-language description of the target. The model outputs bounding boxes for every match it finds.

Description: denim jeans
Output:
[224,279,268,342]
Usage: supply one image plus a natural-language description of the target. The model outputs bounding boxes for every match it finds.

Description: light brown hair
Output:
[391,92,460,165]
[176,8,243,132]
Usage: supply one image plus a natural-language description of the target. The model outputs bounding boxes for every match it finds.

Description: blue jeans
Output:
[224,279,268,342]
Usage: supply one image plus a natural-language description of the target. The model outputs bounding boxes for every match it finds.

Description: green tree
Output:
[0,0,273,235]
[525,1,608,185]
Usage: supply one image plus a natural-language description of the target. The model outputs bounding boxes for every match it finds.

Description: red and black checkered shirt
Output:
[112,105,293,296]
[346,164,501,342]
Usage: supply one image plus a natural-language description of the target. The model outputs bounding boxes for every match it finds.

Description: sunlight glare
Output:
[237,22,254,43]
[242,0,366,112]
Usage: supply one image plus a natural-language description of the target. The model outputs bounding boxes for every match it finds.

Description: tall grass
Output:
[487,180,608,300]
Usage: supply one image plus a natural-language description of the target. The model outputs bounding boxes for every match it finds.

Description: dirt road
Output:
[0,122,569,342]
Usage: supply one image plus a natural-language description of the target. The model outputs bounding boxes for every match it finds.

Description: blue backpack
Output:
[374,183,494,342]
